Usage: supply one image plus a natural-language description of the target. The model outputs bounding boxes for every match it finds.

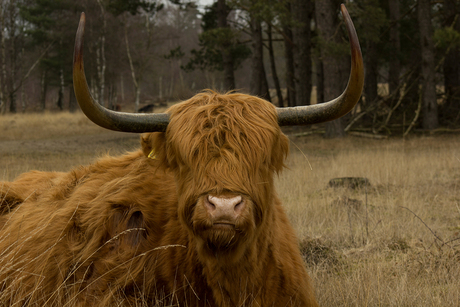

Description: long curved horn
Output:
[277,4,364,126]
[73,12,169,133]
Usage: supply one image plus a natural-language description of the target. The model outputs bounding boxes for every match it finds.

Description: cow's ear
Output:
[271,132,289,173]
[0,188,23,215]
[141,132,169,167]
[106,206,147,249]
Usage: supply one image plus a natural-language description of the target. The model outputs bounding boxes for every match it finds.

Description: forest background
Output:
[0,0,459,138]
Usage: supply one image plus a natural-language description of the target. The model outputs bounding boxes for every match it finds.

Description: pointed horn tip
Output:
[340,4,351,23]
[78,12,86,31]
[340,4,351,19]
[74,13,86,66]
[276,3,363,127]
[339,4,361,56]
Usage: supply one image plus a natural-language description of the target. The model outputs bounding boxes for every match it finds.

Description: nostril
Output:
[205,196,216,212]
[234,199,245,215]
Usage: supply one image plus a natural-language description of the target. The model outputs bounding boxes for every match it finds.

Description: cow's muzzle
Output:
[204,195,245,227]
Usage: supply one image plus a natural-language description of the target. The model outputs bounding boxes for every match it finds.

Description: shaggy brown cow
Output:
[0,5,363,307]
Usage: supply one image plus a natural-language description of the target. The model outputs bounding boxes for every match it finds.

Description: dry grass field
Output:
[1,112,459,306]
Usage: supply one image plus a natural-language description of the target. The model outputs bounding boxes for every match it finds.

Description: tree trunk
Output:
[0,4,5,115]
[418,0,438,130]
[364,40,378,105]
[7,0,17,114]
[388,0,401,99]
[134,86,141,113]
[249,14,270,101]
[69,85,76,113]
[267,23,283,107]
[283,22,296,107]
[96,39,106,106]
[441,0,460,125]
[315,0,348,138]
[57,88,63,111]
[9,91,16,113]
[57,67,65,111]
[108,81,117,110]
[21,79,26,113]
[97,0,107,107]
[159,76,163,100]
[125,22,140,112]
[217,0,235,91]
[40,70,48,111]
[169,60,174,98]
[315,57,324,105]
[120,74,125,101]
[291,0,312,106]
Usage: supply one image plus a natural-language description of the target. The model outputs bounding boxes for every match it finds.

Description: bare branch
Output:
[12,41,54,95]
[403,88,423,137]
[399,206,447,246]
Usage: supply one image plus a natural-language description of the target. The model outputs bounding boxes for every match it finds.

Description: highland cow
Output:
[0,5,363,307]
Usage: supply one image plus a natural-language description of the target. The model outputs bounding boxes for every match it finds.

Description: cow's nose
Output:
[205,195,245,220]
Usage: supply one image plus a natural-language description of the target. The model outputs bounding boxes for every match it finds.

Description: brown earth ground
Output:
[1,111,460,306]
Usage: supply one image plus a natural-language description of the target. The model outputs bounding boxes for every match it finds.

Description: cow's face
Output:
[142,92,289,261]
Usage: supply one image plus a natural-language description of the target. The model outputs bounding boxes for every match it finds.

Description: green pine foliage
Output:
[182,2,251,72]
[434,26,460,50]
[106,0,162,16]
[19,0,78,87]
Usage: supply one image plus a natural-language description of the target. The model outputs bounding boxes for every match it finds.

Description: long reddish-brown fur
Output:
[0,91,318,306]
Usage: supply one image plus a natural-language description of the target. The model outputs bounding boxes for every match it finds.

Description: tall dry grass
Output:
[1,112,460,306]
[280,135,460,306]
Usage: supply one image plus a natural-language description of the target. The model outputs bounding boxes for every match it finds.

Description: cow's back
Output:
[0,151,183,305]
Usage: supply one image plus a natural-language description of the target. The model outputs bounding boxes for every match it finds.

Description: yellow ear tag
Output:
[148,149,157,160]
